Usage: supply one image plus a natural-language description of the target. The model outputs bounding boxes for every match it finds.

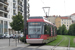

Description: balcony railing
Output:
[13,7,16,9]
[0,9,8,12]
[13,0,16,2]
[0,0,8,5]
[13,13,16,16]
[18,9,23,12]
[18,3,22,6]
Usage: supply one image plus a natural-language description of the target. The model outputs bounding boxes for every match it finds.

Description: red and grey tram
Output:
[26,16,57,44]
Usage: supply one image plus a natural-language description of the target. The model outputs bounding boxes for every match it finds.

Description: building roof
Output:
[60,17,71,19]
[71,13,75,15]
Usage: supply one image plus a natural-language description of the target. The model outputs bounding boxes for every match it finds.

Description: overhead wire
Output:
[64,0,66,15]
[40,0,46,6]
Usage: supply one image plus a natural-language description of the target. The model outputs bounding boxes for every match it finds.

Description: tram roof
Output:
[28,16,56,27]
[29,16,44,19]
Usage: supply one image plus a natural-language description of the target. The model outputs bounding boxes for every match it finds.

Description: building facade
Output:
[70,13,75,23]
[47,15,57,24]
[61,17,72,30]
[0,0,30,35]
[55,17,61,29]
[8,0,30,21]
[0,0,9,35]
[55,17,72,30]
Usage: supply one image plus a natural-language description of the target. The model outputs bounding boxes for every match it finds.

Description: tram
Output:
[26,16,57,44]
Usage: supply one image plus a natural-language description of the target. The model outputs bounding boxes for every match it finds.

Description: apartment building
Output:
[55,17,61,29]
[8,0,30,33]
[0,0,9,35]
[47,15,58,24]
[0,0,30,35]
[55,17,72,30]
[70,13,75,23]
[8,0,30,20]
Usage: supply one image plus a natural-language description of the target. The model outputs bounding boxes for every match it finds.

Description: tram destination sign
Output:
[29,22,41,26]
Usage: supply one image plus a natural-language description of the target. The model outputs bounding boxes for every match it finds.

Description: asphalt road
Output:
[0,39,18,47]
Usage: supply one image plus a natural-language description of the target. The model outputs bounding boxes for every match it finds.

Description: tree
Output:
[68,23,75,36]
[62,24,68,35]
[57,26,62,35]
[10,13,24,33]
[57,24,68,35]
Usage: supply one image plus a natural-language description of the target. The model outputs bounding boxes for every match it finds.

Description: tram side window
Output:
[49,24,51,36]
[44,23,49,34]
[54,27,56,36]
[55,27,57,35]
[52,26,54,36]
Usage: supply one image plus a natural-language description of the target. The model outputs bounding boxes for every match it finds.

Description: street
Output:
[0,39,75,50]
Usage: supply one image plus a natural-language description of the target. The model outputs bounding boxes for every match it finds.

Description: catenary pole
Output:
[24,0,27,43]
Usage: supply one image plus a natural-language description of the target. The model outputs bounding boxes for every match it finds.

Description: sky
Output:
[30,0,75,16]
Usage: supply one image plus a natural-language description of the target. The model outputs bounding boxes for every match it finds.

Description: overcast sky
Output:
[30,0,75,16]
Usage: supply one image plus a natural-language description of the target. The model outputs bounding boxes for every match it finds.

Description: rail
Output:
[51,36,65,50]
[67,37,70,50]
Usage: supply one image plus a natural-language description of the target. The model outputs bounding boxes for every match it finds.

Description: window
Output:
[28,26,42,34]
[4,21,8,34]
[67,25,68,27]
[13,10,16,15]
[64,22,66,24]
[28,22,43,34]
[44,23,49,34]
[0,20,3,24]
[62,19,63,21]
[62,22,63,24]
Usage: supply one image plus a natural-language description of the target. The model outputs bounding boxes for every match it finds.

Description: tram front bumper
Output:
[26,39,43,44]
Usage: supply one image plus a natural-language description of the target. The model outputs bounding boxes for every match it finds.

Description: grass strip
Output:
[46,35,63,46]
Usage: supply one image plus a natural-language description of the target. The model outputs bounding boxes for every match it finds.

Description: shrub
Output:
[20,37,26,43]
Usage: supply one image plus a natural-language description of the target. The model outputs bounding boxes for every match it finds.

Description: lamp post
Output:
[24,0,27,43]
[42,7,50,18]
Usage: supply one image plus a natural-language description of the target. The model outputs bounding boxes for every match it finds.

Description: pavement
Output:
[0,39,75,50]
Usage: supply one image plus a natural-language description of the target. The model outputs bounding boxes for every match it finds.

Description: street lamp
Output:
[24,0,27,43]
[42,7,50,18]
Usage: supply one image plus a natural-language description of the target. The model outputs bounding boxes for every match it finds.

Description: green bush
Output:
[20,37,26,43]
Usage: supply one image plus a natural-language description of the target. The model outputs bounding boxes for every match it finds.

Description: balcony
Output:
[20,10,23,12]
[13,13,16,16]
[18,9,23,13]
[4,2,8,5]
[18,3,22,7]
[0,0,8,5]
[20,0,23,2]
[13,7,16,9]
[4,13,7,18]
[0,9,8,13]
[13,0,16,3]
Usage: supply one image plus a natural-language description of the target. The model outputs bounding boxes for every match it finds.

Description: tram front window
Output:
[28,22,42,34]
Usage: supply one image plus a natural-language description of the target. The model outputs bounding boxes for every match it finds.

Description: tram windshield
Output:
[28,22,42,34]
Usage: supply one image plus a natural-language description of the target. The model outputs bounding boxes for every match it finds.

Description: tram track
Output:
[67,37,70,50]
[51,36,71,50]
[51,36,65,50]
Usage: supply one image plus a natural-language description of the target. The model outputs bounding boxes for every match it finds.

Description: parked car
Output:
[13,34,19,39]
[19,34,24,37]
[0,34,6,39]
[0,34,3,39]
[10,34,14,38]
[5,34,10,38]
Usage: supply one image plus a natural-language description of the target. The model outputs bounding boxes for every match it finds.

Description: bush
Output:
[20,37,26,43]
